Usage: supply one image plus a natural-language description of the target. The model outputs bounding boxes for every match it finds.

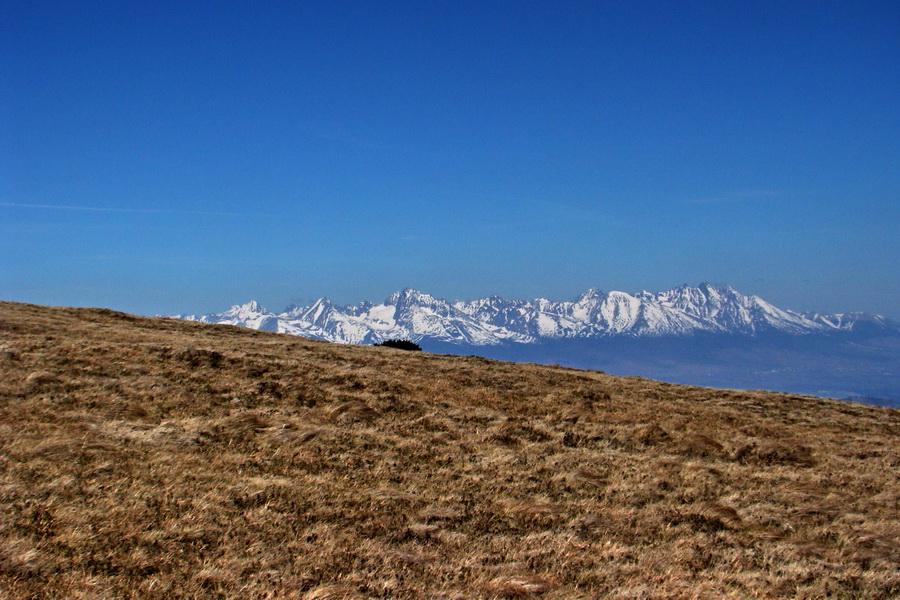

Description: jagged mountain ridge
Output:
[174,283,896,345]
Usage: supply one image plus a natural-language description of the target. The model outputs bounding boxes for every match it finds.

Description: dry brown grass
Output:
[1,300,899,599]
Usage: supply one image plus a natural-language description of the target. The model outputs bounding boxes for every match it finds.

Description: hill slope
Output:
[1,301,899,599]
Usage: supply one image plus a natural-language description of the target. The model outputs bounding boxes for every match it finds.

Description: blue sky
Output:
[2,1,898,317]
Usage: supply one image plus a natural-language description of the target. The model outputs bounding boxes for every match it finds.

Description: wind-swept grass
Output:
[1,301,898,599]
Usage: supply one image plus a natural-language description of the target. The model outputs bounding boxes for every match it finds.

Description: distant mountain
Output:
[170,284,900,404]
[173,283,898,345]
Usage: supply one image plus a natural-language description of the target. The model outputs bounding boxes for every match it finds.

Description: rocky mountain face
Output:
[174,284,895,346]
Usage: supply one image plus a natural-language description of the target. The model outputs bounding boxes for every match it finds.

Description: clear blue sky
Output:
[2,1,898,317]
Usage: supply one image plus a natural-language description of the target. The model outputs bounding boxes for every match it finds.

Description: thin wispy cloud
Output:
[481,200,628,231]
[0,202,276,218]
[685,190,788,205]
[80,254,266,267]
[546,201,627,226]
[413,187,630,232]
[302,125,390,150]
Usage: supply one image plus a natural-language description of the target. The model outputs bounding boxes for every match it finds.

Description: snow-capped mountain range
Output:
[172,284,896,346]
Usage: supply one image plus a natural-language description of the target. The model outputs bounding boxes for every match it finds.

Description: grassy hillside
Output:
[1,301,898,599]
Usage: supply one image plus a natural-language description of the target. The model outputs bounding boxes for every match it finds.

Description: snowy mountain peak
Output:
[387,288,428,305]
[576,287,605,302]
[225,300,268,318]
[175,285,897,346]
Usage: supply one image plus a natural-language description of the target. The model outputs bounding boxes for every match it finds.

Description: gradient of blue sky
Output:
[2,1,898,317]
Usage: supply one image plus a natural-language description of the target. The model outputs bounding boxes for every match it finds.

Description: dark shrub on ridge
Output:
[374,339,422,351]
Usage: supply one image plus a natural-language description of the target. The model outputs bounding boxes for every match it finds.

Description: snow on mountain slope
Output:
[174,284,897,346]
[179,300,281,332]
[654,283,816,334]
[800,311,894,331]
